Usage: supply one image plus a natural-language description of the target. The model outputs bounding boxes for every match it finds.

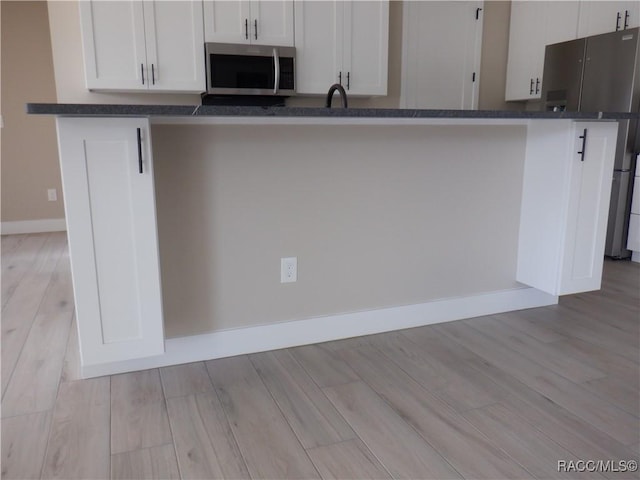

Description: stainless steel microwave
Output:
[205,43,296,96]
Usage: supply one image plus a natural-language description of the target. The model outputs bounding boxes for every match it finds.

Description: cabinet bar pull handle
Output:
[151,64,155,85]
[475,7,482,20]
[254,19,258,40]
[245,19,248,39]
[137,128,143,173]
[346,71,350,90]
[529,78,534,95]
[578,128,587,162]
[141,64,145,85]
[616,12,621,31]
[338,71,342,85]
[535,77,540,94]
[624,10,630,29]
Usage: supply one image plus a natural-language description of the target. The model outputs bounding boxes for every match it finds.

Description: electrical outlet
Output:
[281,257,297,283]
[47,189,57,202]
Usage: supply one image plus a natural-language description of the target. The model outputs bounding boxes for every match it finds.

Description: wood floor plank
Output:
[111,370,172,455]
[307,439,391,479]
[549,337,639,388]
[471,315,607,383]
[490,309,570,343]
[2,311,72,417]
[436,321,640,445]
[111,444,180,480]
[166,392,249,479]
[290,344,360,387]
[1,233,48,309]
[206,356,320,479]
[581,375,640,418]
[379,329,510,411]
[336,345,534,479]
[323,380,462,479]
[459,351,638,463]
[60,316,81,383]
[250,349,356,448]
[37,250,74,315]
[462,403,602,479]
[42,377,110,479]
[160,362,214,399]
[1,411,51,479]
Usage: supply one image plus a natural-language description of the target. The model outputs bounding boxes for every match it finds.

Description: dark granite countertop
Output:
[26,103,639,120]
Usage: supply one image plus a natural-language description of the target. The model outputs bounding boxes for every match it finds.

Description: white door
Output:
[56,118,165,366]
[578,1,635,37]
[342,0,389,95]
[79,1,147,90]
[505,1,545,101]
[143,1,206,92]
[294,0,343,94]
[250,0,294,46]
[204,0,252,43]
[559,122,618,294]
[401,1,483,109]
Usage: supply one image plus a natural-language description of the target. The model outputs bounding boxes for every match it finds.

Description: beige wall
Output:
[154,124,525,337]
[1,1,64,223]
[479,1,525,110]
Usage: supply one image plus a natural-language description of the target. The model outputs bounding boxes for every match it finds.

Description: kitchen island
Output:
[28,104,620,377]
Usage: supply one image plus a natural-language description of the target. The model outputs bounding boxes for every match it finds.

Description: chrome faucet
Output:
[325,83,348,108]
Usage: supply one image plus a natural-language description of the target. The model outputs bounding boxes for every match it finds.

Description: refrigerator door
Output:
[605,170,633,258]
[540,38,586,111]
[580,28,638,113]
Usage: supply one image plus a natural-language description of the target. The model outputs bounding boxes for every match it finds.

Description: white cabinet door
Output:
[204,1,251,43]
[294,0,342,94]
[517,121,618,296]
[505,1,545,101]
[80,1,205,92]
[343,0,389,95]
[79,1,147,90]
[295,0,389,96]
[505,1,579,102]
[56,118,165,367]
[578,1,639,37]
[401,1,483,109]
[204,0,293,46]
[143,1,205,92]
[250,0,294,46]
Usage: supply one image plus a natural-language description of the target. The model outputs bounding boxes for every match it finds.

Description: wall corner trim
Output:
[81,286,558,378]
[1,218,67,235]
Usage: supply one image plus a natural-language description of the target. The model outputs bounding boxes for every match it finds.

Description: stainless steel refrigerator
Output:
[541,27,640,258]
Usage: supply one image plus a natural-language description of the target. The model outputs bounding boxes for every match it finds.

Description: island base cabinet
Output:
[56,118,165,368]
[517,121,618,296]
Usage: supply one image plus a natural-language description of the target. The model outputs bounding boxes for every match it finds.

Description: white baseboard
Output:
[81,286,558,378]
[1,218,66,235]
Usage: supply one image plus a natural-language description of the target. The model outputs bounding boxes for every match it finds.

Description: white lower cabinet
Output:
[56,118,165,366]
[517,121,618,295]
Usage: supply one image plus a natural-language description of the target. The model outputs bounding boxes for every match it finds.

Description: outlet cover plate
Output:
[281,257,297,283]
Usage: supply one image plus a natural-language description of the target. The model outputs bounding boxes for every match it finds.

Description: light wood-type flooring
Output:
[2,232,639,479]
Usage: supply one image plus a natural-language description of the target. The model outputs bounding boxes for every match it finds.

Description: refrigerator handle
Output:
[577,128,587,162]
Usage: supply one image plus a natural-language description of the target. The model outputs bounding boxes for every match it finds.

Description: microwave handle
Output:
[273,48,280,95]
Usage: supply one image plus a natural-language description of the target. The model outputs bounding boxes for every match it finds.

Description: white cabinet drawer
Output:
[627,214,640,251]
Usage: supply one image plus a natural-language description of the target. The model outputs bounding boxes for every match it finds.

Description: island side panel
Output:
[152,123,527,338]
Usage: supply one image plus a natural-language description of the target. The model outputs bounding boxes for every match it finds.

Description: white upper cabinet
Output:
[295,0,389,96]
[204,1,294,46]
[578,1,640,37]
[505,1,579,101]
[401,1,484,109]
[80,1,205,92]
